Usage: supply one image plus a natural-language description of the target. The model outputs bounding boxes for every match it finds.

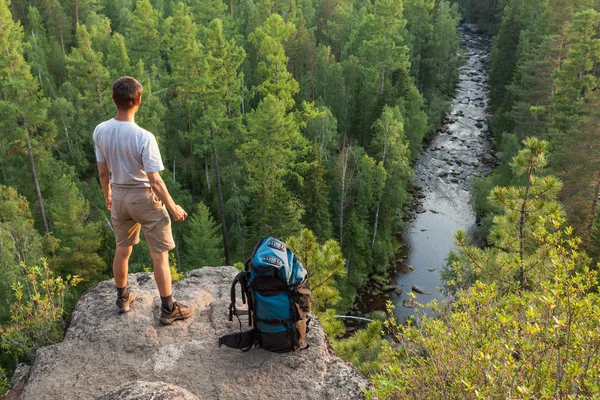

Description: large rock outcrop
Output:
[19,267,369,399]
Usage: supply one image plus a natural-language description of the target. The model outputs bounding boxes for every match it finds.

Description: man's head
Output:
[112,76,143,110]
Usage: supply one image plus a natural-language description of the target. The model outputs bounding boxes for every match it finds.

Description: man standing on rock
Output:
[94,76,194,325]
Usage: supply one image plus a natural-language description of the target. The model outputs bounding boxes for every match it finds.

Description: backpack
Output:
[218,237,311,353]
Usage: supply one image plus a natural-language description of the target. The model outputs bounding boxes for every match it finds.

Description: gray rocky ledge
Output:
[20,267,369,399]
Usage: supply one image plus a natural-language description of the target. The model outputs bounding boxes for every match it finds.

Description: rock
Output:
[395,288,403,296]
[494,152,504,159]
[472,161,480,167]
[371,311,387,319]
[412,285,433,295]
[402,300,416,308]
[97,381,200,400]
[383,285,397,292]
[438,172,449,178]
[20,267,369,400]
[484,153,495,162]
[398,264,414,273]
[475,122,483,128]
[3,363,30,400]
[416,206,426,214]
[427,268,436,272]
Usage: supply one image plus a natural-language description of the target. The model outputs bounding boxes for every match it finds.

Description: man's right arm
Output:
[97,162,112,210]
[147,172,187,221]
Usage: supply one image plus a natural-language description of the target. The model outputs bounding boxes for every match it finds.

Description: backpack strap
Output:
[228,271,252,327]
[218,329,257,352]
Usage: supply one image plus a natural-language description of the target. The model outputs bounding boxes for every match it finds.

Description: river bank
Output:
[350,25,495,324]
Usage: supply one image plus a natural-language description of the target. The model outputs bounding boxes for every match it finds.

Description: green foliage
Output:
[369,217,600,399]
[287,228,346,311]
[169,253,183,282]
[481,0,600,245]
[182,202,224,270]
[0,260,81,363]
[450,138,563,293]
[0,0,467,387]
[0,185,44,320]
[318,308,346,339]
[46,169,107,286]
[331,320,386,376]
[0,366,6,396]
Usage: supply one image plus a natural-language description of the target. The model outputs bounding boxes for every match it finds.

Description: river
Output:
[389,26,495,322]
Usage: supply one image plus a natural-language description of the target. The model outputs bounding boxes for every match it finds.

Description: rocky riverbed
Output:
[353,25,495,323]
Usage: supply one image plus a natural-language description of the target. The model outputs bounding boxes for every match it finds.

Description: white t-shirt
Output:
[93,118,164,188]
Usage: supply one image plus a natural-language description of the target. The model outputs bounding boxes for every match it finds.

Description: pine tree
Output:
[286,228,346,310]
[369,106,413,267]
[301,143,333,241]
[240,14,308,240]
[46,170,106,286]
[200,18,245,265]
[46,0,73,54]
[64,15,115,172]
[126,0,164,70]
[450,138,563,293]
[182,202,224,270]
[0,0,53,234]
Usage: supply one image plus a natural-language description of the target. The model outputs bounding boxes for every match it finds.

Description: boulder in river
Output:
[402,300,416,308]
[398,264,415,273]
[475,122,483,128]
[484,153,496,162]
[412,285,433,295]
[416,206,426,214]
[383,285,397,293]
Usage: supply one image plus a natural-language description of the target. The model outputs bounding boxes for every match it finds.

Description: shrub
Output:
[0,259,81,363]
[0,366,6,396]
[368,218,600,399]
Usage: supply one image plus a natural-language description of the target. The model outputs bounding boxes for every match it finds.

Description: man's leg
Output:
[114,245,133,289]
[150,251,172,306]
[150,249,194,325]
[114,245,137,313]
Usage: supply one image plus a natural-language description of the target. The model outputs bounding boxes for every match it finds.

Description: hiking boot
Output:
[116,291,137,314]
[160,301,194,325]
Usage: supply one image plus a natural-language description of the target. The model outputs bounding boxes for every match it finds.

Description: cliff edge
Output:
[17,266,369,399]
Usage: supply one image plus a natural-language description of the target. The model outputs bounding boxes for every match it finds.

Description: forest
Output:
[2,0,600,397]
[0,0,462,390]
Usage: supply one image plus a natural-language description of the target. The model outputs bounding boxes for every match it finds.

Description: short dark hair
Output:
[112,76,143,110]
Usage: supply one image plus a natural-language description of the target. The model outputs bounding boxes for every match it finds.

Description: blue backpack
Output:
[219,237,311,352]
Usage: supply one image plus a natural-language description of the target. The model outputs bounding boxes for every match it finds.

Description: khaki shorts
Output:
[111,186,175,253]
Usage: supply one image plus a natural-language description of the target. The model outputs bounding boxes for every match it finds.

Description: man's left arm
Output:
[97,162,112,210]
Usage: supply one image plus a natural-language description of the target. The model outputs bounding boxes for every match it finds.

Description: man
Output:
[94,76,194,325]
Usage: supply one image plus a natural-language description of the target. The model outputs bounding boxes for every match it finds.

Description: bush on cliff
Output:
[0,260,81,366]
[367,216,600,399]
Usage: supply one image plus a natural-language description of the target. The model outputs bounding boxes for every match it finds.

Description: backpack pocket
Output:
[252,238,292,282]
[259,329,299,353]
[254,291,291,324]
